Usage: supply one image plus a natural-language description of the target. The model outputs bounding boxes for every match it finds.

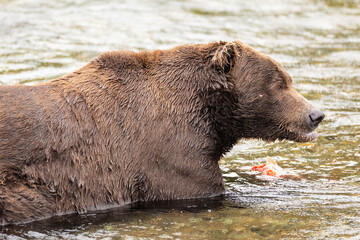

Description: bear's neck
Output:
[91,49,240,161]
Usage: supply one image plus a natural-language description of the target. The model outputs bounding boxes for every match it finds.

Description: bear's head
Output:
[209,41,324,143]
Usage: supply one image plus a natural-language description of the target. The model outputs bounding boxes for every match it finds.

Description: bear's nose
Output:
[308,109,325,128]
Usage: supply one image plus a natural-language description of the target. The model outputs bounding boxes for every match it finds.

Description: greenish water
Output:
[0,0,359,239]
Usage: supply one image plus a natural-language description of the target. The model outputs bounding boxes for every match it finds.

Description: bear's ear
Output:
[211,42,239,74]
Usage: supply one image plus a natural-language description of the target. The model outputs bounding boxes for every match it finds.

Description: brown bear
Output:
[0,41,324,225]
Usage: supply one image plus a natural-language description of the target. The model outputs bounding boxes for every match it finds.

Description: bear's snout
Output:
[308,109,325,129]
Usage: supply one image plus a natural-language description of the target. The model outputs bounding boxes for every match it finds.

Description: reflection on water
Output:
[0,0,359,239]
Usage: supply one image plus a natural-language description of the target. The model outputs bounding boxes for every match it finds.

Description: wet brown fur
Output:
[0,41,319,225]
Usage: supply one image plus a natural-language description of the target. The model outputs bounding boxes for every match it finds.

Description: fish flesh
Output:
[250,157,300,179]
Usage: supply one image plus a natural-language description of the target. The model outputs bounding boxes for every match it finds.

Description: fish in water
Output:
[251,157,300,179]
[251,157,284,176]
[235,157,301,180]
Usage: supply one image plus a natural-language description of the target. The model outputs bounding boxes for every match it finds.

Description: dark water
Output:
[0,0,359,239]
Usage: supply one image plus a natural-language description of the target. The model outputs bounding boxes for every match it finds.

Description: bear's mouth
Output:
[293,130,318,142]
[285,129,318,142]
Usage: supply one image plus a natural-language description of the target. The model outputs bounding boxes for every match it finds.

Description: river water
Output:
[0,0,359,239]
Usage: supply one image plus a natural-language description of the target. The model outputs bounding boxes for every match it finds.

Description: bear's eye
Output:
[277,81,285,90]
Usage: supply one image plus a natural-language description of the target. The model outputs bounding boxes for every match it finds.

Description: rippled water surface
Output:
[1,0,360,239]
